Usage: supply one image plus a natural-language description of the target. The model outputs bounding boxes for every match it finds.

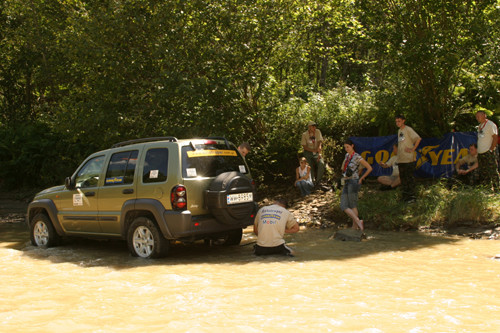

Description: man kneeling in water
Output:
[253,197,299,257]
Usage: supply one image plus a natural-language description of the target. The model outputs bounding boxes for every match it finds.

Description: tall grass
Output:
[357,182,499,230]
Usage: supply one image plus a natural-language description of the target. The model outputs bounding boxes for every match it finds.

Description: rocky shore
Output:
[1,188,499,240]
[256,184,500,240]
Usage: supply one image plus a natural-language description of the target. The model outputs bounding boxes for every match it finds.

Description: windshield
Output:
[181,141,249,178]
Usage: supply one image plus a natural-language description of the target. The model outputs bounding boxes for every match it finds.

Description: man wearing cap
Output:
[301,121,325,186]
[475,110,499,191]
[395,115,421,202]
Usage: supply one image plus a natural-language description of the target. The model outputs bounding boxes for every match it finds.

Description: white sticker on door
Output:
[73,194,83,206]
[186,168,197,177]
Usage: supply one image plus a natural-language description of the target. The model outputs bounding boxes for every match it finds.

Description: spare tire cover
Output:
[206,171,255,225]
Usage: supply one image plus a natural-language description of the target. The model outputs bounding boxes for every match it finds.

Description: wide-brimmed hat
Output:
[307,121,317,127]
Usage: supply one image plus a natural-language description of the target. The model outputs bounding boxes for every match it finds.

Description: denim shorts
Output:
[340,178,360,211]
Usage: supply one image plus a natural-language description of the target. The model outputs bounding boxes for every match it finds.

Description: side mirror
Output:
[65,177,75,190]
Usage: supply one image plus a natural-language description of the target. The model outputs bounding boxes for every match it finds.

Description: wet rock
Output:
[446,224,500,239]
[334,229,366,242]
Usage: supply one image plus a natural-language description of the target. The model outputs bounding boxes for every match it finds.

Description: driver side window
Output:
[75,155,105,188]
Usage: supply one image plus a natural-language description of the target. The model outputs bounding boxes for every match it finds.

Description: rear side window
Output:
[105,150,138,186]
[182,141,248,178]
[143,148,169,183]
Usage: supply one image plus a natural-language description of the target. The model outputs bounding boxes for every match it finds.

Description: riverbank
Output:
[257,181,500,240]
[2,185,499,240]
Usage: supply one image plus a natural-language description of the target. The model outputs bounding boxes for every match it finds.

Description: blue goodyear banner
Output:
[351,132,477,178]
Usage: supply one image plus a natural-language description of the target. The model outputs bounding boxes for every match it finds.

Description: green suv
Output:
[27,137,257,258]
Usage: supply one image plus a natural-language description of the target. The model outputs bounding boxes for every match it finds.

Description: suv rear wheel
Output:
[127,217,169,258]
[30,213,60,248]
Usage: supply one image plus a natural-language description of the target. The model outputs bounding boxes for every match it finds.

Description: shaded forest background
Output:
[0,0,498,190]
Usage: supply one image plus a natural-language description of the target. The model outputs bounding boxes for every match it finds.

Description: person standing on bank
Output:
[295,157,314,196]
[340,139,372,231]
[395,115,422,202]
[475,110,499,191]
[253,198,300,257]
[301,121,325,186]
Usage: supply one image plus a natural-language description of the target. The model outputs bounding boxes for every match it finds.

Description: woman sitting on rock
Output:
[295,157,314,196]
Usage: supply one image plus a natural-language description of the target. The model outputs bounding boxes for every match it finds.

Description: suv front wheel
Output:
[30,213,60,248]
[127,217,169,258]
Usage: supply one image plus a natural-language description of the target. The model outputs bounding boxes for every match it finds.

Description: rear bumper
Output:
[161,210,253,240]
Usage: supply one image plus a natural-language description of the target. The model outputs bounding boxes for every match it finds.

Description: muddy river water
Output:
[1,222,499,332]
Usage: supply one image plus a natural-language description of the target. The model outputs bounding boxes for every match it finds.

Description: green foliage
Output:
[0,122,78,189]
[247,86,377,184]
[441,186,495,227]
[358,182,499,230]
[0,0,498,188]
[358,0,498,135]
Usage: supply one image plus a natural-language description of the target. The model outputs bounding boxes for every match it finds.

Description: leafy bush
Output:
[251,86,378,185]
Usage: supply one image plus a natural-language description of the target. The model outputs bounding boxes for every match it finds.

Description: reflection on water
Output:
[1,222,499,332]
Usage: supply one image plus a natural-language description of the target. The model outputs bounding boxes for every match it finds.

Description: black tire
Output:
[223,228,243,246]
[30,213,60,248]
[127,217,169,258]
[212,228,243,246]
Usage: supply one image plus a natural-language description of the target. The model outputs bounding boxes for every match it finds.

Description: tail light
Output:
[171,185,187,211]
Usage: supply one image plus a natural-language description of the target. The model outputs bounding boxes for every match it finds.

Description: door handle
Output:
[122,189,134,194]
[84,191,95,197]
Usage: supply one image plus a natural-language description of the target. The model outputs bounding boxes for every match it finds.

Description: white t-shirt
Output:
[385,155,399,176]
[298,165,312,183]
[342,152,363,179]
[397,125,421,163]
[254,204,297,247]
[477,120,498,154]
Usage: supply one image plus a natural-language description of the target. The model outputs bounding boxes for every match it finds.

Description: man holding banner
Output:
[475,110,499,191]
[395,115,421,203]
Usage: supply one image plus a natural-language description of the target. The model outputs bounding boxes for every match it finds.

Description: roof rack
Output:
[111,137,178,148]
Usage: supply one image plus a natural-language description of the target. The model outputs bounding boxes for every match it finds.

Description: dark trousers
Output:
[447,169,479,188]
[254,244,292,256]
[398,162,416,201]
[303,151,325,185]
[477,150,499,191]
